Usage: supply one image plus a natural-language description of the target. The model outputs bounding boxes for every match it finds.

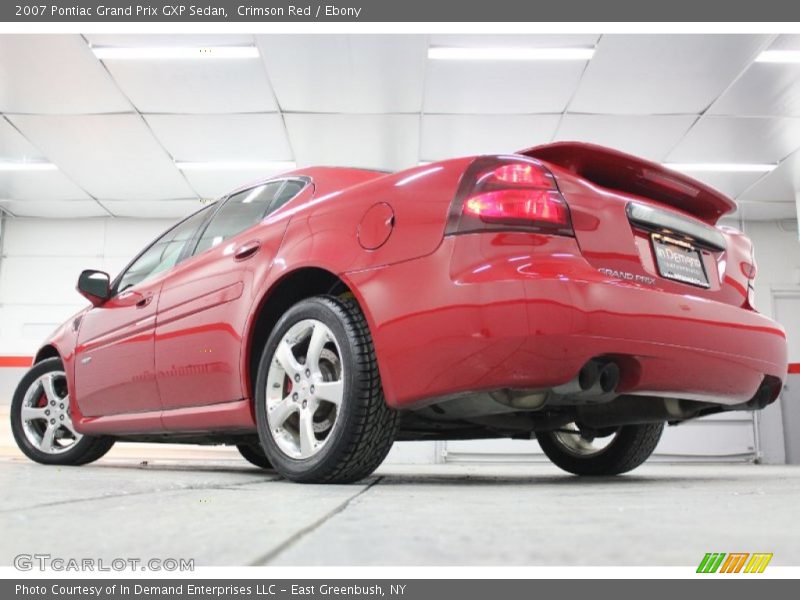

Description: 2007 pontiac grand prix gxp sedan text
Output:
[11,142,788,483]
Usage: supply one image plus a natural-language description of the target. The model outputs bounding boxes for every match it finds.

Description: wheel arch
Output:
[242,265,379,402]
[33,344,61,365]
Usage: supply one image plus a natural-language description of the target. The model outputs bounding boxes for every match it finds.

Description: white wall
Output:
[740,219,800,463]
[0,216,173,356]
[742,220,800,314]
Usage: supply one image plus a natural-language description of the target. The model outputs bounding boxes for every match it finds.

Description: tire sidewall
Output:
[538,423,664,476]
[10,357,103,465]
[255,297,361,481]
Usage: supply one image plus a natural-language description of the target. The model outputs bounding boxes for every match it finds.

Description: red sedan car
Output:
[10,143,787,483]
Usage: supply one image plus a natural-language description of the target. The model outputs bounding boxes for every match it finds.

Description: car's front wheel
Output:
[255,296,399,483]
[537,422,664,476]
[10,357,115,465]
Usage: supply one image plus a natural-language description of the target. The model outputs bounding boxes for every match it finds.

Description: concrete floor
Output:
[1,456,799,566]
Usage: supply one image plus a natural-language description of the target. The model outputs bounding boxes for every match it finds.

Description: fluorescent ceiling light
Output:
[428,46,595,61]
[755,50,800,64]
[92,46,260,60]
[175,161,296,171]
[0,161,58,171]
[664,163,777,173]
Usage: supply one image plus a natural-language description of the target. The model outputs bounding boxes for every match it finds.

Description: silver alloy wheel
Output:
[20,371,82,454]
[551,422,617,457]
[265,319,345,459]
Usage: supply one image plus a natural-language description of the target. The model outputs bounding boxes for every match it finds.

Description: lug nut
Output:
[50,419,55,424]
[45,409,50,416]
[302,400,308,408]
[59,404,64,410]
[59,415,64,421]
[294,374,300,382]
[50,401,55,406]
[305,369,311,377]
[310,385,315,394]
[292,392,298,401]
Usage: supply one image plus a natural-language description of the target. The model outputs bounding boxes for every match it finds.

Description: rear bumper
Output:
[537,277,786,405]
[347,233,787,409]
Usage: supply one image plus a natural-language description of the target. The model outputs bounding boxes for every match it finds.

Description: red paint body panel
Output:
[30,143,787,438]
[74,280,163,416]
[349,233,786,408]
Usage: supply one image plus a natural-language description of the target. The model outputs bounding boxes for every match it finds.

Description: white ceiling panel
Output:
[0,118,90,200]
[709,64,800,117]
[768,35,800,51]
[0,35,131,115]
[571,35,769,114]
[89,38,276,113]
[9,114,196,200]
[667,116,800,164]
[145,114,292,162]
[429,34,601,48]
[85,34,256,47]
[0,171,90,201]
[425,60,586,114]
[103,199,205,219]
[286,114,419,171]
[0,200,106,218]
[710,34,800,117]
[182,169,287,199]
[420,114,559,161]
[0,118,46,160]
[258,35,427,113]
[734,201,797,221]
[554,114,696,161]
[674,170,765,199]
[738,150,800,203]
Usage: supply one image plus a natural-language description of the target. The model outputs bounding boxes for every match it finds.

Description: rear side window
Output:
[192,179,305,256]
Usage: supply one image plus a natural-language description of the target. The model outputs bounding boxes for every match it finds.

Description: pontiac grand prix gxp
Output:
[10,143,787,483]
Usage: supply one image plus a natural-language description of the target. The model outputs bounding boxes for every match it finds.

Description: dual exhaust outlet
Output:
[553,359,620,400]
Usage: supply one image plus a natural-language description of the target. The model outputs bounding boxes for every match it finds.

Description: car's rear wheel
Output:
[236,442,273,470]
[537,421,664,476]
[255,296,399,483]
[10,357,114,466]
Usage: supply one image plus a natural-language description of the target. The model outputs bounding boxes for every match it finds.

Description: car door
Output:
[73,207,213,417]
[155,178,309,411]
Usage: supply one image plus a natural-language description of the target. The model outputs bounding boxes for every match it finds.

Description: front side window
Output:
[116,205,212,292]
[192,179,306,256]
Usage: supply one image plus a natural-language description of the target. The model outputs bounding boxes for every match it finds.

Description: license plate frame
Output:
[651,234,710,289]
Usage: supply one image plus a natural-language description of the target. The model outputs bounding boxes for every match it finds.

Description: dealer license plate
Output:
[651,234,710,288]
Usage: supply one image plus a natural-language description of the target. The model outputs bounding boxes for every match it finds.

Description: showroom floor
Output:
[1,455,799,566]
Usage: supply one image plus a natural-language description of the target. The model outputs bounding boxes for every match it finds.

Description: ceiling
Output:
[1,33,799,221]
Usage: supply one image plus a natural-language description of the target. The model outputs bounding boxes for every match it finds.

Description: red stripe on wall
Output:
[0,356,33,368]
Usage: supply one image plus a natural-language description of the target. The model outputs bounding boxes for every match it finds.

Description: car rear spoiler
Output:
[518,142,736,224]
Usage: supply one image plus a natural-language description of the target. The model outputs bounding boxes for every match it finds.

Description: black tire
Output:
[255,295,399,483]
[236,443,273,470]
[537,422,664,476]
[10,357,115,466]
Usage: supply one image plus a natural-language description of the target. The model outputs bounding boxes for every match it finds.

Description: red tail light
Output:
[446,156,573,236]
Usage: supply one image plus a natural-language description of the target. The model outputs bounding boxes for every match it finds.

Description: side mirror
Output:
[77,270,111,306]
